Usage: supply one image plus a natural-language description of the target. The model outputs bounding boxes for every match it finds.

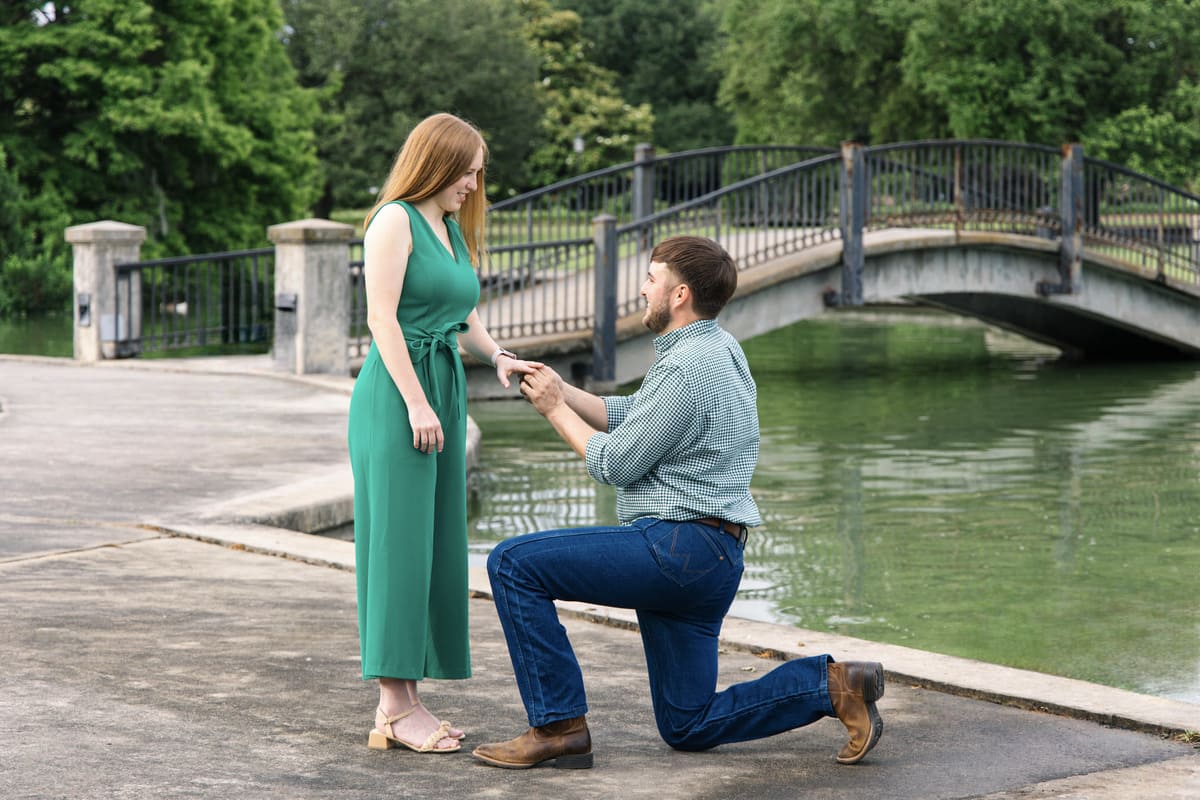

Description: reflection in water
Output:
[469,311,1200,703]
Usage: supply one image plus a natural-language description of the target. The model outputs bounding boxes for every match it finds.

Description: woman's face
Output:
[433,146,484,214]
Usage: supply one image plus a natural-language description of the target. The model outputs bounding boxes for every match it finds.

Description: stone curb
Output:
[149,517,1200,740]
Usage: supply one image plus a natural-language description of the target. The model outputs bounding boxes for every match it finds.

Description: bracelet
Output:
[489,347,517,367]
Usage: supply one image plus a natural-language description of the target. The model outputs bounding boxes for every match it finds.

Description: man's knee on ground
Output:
[657,720,716,752]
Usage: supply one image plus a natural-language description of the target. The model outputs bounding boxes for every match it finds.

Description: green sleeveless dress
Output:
[348,200,480,681]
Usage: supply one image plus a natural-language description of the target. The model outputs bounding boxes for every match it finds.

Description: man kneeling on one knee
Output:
[472,235,885,770]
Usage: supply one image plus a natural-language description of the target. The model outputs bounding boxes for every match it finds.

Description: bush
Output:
[0,251,72,317]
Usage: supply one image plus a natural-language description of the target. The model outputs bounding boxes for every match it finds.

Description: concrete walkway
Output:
[1,355,1197,799]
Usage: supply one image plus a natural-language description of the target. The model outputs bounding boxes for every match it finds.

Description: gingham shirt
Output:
[584,318,762,527]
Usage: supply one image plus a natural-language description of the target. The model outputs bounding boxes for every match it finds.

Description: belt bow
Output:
[406,321,469,419]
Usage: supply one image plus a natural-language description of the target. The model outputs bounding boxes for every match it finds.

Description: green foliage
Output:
[0,144,72,315]
[556,0,734,152]
[0,252,72,317]
[718,0,927,146]
[1085,82,1200,192]
[717,0,1200,187]
[519,0,654,187]
[0,0,320,265]
[281,0,543,207]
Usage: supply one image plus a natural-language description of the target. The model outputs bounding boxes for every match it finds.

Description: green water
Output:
[467,312,1200,703]
[0,313,73,357]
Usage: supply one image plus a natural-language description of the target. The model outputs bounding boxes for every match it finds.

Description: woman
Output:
[348,113,539,754]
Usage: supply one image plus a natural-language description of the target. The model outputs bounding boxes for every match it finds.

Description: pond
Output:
[0,313,73,357]
[466,311,1200,703]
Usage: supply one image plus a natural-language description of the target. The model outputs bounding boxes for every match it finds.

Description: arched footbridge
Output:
[475,140,1200,391]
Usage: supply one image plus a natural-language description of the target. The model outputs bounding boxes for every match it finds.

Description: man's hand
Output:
[495,354,544,389]
[520,365,565,417]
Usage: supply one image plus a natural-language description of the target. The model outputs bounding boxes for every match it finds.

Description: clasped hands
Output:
[519,364,566,416]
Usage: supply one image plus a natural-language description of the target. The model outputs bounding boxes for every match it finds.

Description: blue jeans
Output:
[487,518,835,751]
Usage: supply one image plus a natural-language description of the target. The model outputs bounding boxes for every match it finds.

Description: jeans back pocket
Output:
[648,523,727,588]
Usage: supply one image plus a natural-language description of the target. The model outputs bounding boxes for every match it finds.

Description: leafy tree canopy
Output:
[717,0,1200,188]
[518,0,654,187]
[0,0,321,260]
[281,0,543,210]
[557,0,734,152]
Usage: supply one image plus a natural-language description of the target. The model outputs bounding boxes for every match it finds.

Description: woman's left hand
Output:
[495,355,544,389]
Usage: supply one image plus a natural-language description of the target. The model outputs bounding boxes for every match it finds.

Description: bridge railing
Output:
[1082,157,1200,288]
[71,140,1200,371]
[614,153,845,318]
[486,145,834,251]
[864,141,1061,237]
[477,145,835,341]
[110,247,275,357]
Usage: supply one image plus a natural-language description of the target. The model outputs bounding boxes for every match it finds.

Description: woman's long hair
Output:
[363,113,488,266]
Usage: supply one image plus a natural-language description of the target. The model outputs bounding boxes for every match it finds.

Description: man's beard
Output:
[642,299,671,334]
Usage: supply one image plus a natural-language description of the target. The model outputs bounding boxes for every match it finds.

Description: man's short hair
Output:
[650,236,738,318]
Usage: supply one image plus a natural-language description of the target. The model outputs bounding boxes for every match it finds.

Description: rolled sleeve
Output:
[585,367,695,487]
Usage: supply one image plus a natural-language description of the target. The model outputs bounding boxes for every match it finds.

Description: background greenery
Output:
[3,0,1199,316]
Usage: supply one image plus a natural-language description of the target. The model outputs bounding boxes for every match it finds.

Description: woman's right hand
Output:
[408,402,444,453]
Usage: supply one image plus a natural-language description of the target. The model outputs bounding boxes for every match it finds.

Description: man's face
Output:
[639,260,678,334]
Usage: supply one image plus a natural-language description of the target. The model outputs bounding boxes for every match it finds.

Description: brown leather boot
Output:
[471,715,592,769]
[827,661,885,764]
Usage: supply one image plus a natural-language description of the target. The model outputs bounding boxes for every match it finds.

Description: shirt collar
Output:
[654,318,718,356]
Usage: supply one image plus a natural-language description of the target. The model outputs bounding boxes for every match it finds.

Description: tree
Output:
[715,0,1200,187]
[0,0,322,313]
[717,0,930,146]
[519,0,654,187]
[281,0,543,209]
[557,0,734,152]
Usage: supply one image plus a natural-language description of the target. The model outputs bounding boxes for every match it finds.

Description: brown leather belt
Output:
[694,517,748,545]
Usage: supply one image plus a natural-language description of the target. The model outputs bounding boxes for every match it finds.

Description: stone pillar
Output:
[837,142,866,307]
[1037,143,1084,297]
[1060,143,1084,293]
[591,214,618,393]
[65,220,147,361]
[268,218,354,375]
[632,143,656,258]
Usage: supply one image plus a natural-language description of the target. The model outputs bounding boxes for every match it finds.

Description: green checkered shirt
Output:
[584,318,762,527]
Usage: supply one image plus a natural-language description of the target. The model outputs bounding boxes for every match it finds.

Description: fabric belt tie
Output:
[693,517,748,546]
[405,321,469,420]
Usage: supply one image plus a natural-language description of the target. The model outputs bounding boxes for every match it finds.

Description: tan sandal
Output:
[367,706,461,753]
[418,702,465,740]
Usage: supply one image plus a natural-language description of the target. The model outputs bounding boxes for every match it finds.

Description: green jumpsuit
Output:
[348,200,480,681]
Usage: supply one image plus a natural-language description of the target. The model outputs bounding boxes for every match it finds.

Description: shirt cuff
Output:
[584,431,610,483]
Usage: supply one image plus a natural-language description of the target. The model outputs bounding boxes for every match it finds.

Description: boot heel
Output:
[554,752,593,769]
[367,729,393,750]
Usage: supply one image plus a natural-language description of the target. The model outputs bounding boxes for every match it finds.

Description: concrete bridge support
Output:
[66,220,147,362]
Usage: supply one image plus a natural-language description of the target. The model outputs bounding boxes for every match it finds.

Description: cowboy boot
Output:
[827,661,885,764]
[472,715,592,769]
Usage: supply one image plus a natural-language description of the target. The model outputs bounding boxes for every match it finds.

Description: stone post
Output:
[632,143,656,257]
[1060,143,1084,293]
[837,142,866,306]
[268,218,354,375]
[1037,143,1084,297]
[65,220,147,361]
[591,214,618,393]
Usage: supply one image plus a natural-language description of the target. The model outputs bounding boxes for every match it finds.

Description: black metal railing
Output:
[486,145,834,253]
[106,141,1200,360]
[112,248,274,356]
[348,238,369,359]
[1082,157,1200,287]
[863,140,1061,236]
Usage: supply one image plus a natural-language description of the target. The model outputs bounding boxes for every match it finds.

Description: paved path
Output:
[1,355,1197,799]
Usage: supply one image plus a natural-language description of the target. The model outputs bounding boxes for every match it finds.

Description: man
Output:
[472,236,885,770]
